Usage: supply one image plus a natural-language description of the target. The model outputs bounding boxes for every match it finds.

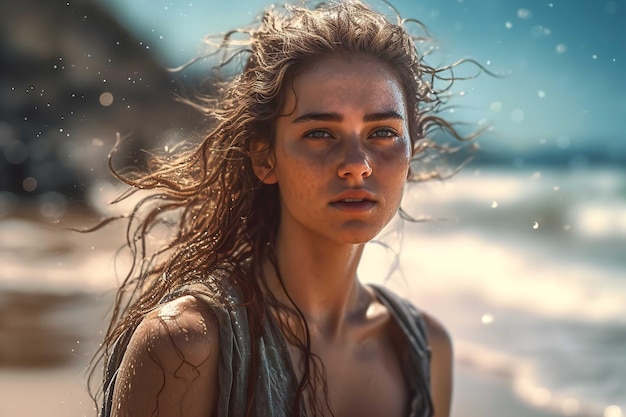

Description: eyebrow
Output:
[292,111,404,124]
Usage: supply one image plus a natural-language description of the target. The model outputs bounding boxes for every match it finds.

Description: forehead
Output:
[283,55,407,115]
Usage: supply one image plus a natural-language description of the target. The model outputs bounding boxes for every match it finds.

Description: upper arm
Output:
[423,312,453,417]
[111,296,220,417]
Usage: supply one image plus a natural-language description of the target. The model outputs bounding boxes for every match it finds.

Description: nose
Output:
[337,138,372,181]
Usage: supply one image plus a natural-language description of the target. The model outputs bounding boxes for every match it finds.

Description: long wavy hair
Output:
[90,1,488,415]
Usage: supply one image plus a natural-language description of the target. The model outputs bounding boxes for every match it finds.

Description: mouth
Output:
[329,197,376,211]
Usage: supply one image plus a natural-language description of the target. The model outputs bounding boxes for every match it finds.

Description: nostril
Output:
[338,148,372,179]
[338,160,371,179]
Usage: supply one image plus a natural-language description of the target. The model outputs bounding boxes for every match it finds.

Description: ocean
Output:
[0,165,624,417]
[361,166,626,417]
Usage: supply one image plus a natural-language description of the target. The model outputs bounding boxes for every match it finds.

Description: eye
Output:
[304,129,333,139]
[370,128,399,139]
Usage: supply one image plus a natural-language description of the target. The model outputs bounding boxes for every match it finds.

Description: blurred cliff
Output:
[0,0,205,219]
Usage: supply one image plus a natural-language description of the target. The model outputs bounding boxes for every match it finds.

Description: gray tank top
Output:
[100,282,433,417]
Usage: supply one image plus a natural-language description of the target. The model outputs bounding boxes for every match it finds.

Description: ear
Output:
[250,139,278,184]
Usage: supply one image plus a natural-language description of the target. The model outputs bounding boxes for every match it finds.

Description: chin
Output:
[334,224,384,245]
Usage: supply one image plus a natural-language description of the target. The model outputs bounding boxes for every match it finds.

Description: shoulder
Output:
[369,286,453,415]
[130,295,220,365]
[368,284,452,355]
[111,295,221,417]
[422,312,453,417]
[422,312,452,356]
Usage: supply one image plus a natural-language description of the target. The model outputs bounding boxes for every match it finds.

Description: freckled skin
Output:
[111,55,453,417]
[259,55,412,245]
[111,296,219,417]
[252,55,453,417]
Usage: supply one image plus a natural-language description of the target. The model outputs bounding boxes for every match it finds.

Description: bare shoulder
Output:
[133,295,220,364]
[422,312,453,417]
[422,312,452,354]
[111,295,220,417]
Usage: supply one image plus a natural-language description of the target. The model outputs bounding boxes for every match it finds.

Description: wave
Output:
[362,228,626,323]
[399,167,626,274]
[455,340,623,417]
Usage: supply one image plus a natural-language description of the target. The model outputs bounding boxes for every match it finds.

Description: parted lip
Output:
[330,189,377,204]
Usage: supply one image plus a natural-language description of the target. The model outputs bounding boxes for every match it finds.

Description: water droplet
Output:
[517,8,532,19]
[481,314,493,324]
[490,101,503,112]
[537,90,545,98]
[532,221,539,230]
[99,92,114,106]
[552,186,560,191]
[491,201,498,208]
[504,21,513,29]
[555,43,567,54]
[592,54,598,60]
[23,177,38,192]
[510,109,524,123]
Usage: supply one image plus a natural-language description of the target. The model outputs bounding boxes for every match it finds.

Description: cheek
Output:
[381,141,411,178]
[275,161,322,202]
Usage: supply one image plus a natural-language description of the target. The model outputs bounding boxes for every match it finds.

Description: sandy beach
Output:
[0,210,612,417]
[0,354,562,417]
[0,288,563,417]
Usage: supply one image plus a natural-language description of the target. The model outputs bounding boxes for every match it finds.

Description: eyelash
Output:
[304,130,332,139]
[370,128,399,138]
[303,128,400,139]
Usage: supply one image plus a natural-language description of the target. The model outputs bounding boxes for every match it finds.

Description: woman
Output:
[93,1,473,416]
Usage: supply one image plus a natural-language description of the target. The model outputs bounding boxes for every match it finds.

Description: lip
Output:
[330,189,377,203]
[329,189,377,211]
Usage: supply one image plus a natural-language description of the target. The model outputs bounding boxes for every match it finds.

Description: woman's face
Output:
[254,55,411,245]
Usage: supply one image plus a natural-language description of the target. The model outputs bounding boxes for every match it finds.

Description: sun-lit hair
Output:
[91,1,487,415]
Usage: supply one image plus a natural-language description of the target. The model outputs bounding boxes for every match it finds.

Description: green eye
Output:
[371,128,399,138]
[304,130,332,139]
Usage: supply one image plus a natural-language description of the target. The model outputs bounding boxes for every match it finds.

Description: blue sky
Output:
[97,0,626,158]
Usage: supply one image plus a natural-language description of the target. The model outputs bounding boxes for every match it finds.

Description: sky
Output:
[97,0,626,159]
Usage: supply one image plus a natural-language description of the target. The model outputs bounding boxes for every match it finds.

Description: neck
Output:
[264,230,368,340]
